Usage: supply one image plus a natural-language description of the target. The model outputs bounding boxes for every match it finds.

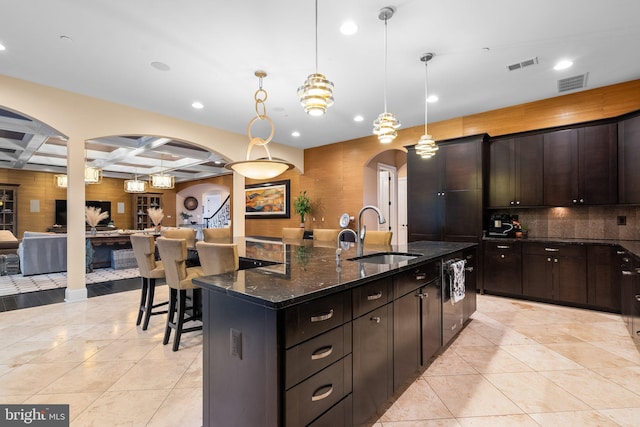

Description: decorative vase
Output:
[90,227,97,236]
[155,224,161,233]
[184,219,189,224]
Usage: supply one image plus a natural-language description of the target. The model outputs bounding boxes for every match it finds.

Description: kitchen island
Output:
[194,238,477,427]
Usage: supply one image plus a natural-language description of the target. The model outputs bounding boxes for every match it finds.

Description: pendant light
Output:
[84,149,103,184]
[54,174,68,188]
[124,170,147,193]
[297,0,334,116]
[150,158,175,189]
[373,6,400,144]
[415,53,439,159]
[226,71,294,180]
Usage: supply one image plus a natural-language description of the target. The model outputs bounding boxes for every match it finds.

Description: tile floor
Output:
[0,287,639,426]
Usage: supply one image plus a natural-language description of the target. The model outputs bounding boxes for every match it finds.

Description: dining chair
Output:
[364,230,393,246]
[195,241,239,276]
[161,228,197,249]
[130,233,167,330]
[156,236,204,351]
[202,227,232,243]
[282,227,304,240]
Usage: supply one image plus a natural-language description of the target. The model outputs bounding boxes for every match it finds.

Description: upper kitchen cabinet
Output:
[543,123,617,206]
[618,113,640,204]
[407,134,487,243]
[489,134,543,208]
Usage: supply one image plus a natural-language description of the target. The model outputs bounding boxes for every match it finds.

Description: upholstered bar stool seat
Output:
[195,241,239,275]
[202,227,232,243]
[364,230,393,246]
[130,234,167,330]
[161,228,197,249]
[156,236,204,351]
[313,228,341,242]
[282,227,304,240]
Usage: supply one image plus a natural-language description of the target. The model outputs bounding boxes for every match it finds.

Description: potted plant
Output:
[293,191,312,228]
[180,211,192,224]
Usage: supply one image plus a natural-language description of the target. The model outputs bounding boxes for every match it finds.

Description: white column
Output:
[65,137,87,302]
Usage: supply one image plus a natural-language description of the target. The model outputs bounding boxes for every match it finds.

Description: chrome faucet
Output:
[356,205,386,257]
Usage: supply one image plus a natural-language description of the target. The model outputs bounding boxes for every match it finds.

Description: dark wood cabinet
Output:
[483,241,522,295]
[543,124,617,206]
[0,185,18,235]
[407,134,486,243]
[619,250,640,341]
[587,245,621,312]
[522,243,587,304]
[618,113,640,204]
[353,303,393,426]
[462,248,477,322]
[393,262,441,392]
[489,134,543,207]
[132,193,163,229]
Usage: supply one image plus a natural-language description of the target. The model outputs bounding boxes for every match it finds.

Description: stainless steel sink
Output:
[347,252,422,264]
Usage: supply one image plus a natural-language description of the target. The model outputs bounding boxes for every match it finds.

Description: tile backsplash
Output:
[505,206,640,241]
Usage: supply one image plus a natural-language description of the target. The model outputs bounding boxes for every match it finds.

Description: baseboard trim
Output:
[65,287,88,303]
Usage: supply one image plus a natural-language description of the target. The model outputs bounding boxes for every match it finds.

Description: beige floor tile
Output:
[422,351,478,377]
[483,371,590,413]
[539,369,640,409]
[499,343,584,371]
[380,377,453,422]
[29,338,114,363]
[469,325,537,346]
[380,420,462,426]
[108,358,193,391]
[598,408,640,427]
[545,342,637,369]
[175,351,203,389]
[0,362,79,396]
[72,389,170,427]
[39,360,137,394]
[447,328,495,348]
[87,338,157,361]
[453,346,533,374]
[529,410,620,426]
[589,339,640,364]
[592,366,640,395]
[456,414,539,427]
[23,392,102,421]
[425,374,522,418]
[0,340,59,365]
[146,386,202,427]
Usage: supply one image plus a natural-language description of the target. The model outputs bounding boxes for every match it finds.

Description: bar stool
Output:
[195,241,239,275]
[364,230,393,246]
[156,236,204,351]
[130,234,167,330]
[202,227,232,243]
[282,227,304,240]
[161,228,197,249]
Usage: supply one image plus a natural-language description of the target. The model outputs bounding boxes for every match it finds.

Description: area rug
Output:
[0,268,140,296]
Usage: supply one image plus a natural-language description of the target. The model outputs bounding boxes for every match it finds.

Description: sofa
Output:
[18,231,67,276]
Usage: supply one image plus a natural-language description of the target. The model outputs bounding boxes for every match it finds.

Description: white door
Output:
[398,177,408,245]
[378,164,397,245]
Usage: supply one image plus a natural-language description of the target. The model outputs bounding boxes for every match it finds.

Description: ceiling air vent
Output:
[507,57,538,71]
[558,73,588,93]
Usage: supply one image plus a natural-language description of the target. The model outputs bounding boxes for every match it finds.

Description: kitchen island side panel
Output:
[203,289,280,427]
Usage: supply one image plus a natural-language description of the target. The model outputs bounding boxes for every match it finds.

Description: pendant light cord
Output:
[383,16,389,113]
[424,60,428,134]
[314,0,319,72]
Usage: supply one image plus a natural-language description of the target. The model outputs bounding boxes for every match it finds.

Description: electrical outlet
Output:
[617,215,627,226]
[230,328,242,360]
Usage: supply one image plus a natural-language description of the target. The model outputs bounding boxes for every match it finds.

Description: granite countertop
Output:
[193,238,476,309]
[483,236,640,258]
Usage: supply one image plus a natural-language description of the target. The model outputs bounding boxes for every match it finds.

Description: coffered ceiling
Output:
[1,0,639,181]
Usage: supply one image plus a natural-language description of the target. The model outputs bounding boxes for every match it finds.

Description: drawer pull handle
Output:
[617,250,626,255]
[311,385,333,402]
[371,316,381,323]
[636,295,640,302]
[497,245,510,249]
[311,346,334,360]
[415,273,427,280]
[545,248,560,252]
[622,270,634,276]
[367,291,383,301]
[311,309,334,323]
[465,267,474,272]
[417,292,429,299]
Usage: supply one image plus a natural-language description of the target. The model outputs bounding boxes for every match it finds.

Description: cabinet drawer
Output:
[285,355,352,427]
[394,261,440,298]
[485,241,521,253]
[284,291,351,348]
[523,242,586,257]
[308,394,352,427]
[352,277,392,318]
[285,323,352,390]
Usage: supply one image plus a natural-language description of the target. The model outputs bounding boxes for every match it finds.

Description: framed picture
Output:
[245,179,290,219]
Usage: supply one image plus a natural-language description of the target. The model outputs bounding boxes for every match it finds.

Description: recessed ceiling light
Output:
[192,102,204,109]
[427,95,439,103]
[291,131,301,137]
[353,115,364,122]
[340,21,358,35]
[554,60,573,70]
[151,61,171,71]
[0,43,5,51]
